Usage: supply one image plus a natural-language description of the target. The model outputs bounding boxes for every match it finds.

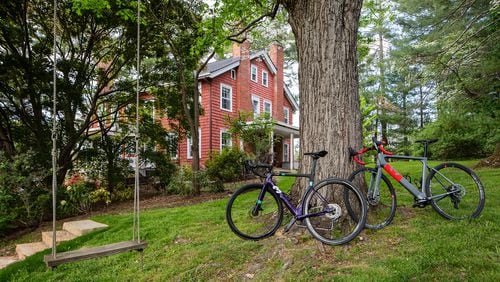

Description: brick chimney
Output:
[269,42,284,121]
[234,40,251,113]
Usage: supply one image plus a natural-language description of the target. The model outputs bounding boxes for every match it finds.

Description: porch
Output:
[272,121,299,170]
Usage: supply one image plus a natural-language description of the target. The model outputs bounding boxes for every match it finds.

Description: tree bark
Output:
[284,0,363,198]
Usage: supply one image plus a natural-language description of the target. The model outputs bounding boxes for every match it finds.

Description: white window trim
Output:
[283,143,289,162]
[262,70,268,87]
[198,82,202,106]
[283,107,290,124]
[251,95,260,117]
[231,69,236,80]
[220,129,232,151]
[263,99,272,117]
[250,64,258,82]
[187,128,201,159]
[220,83,232,112]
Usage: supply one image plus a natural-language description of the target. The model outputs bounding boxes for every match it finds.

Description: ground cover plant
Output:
[0,160,498,281]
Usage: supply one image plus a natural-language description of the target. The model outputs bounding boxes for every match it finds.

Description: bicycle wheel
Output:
[426,162,485,220]
[303,179,366,245]
[226,183,283,240]
[347,168,396,229]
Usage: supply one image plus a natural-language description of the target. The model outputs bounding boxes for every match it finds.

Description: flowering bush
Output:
[59,172,117,216]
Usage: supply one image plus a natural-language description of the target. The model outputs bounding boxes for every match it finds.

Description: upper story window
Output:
[231,69,236,80]
[220,84,232,112]
[262,70,268,87]
[283,107,290,124]
[250,64,258,82]
[251,95,260,117]
[264,100,272,117]
[220,130,232,150]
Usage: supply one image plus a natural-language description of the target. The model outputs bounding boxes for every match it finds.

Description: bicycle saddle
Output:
[415,139,438,144]
[304,150,328,158]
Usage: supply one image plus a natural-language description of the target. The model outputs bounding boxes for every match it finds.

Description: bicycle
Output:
[347,137,485,229]
[226,151,367,245]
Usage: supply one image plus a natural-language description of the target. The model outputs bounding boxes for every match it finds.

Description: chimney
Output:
[269,42,284,120]
[232,40,251,59]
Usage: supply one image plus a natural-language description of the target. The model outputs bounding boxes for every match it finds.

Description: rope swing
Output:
[44,0,147,268]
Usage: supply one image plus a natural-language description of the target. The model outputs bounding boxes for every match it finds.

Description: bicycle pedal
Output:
[284,218,296,233]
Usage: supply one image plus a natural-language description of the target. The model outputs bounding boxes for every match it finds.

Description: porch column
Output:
[289,133,294,170]
[270,131,274,159]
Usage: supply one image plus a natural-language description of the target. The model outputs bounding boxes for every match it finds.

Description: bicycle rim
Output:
[226,184,283,240]
[348,168,396,229]
[426,163,485,220]
[304,180,366,245]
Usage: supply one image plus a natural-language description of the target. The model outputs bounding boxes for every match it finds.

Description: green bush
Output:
[166,165,192,195]
[110,183,134,202]
[0,151,50,236]
[141,150,177,189]
[205,148,246,184]
[165,166,224,195]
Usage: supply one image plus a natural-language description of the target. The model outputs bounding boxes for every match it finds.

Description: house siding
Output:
[171,42,296,167]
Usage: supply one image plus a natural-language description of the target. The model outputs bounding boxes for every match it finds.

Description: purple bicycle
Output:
[226,151,367,245]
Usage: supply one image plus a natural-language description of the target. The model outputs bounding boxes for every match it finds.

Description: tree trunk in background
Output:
[476,143,500,168]
[284,0,363,199]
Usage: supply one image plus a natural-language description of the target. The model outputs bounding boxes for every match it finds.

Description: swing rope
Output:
[51,0,58,258]
[133,0,141,243]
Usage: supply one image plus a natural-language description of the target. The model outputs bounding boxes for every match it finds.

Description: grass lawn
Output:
[1,160,499,281]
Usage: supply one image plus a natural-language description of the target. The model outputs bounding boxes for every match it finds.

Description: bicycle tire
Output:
[347,168,396,229]
[303,179,367,245]
[425,162,485,220]
[226,183,283,240]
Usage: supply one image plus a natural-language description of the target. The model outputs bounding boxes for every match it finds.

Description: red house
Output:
[175,41,299,169]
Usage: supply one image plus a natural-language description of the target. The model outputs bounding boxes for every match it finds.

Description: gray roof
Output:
[205,57,240,74]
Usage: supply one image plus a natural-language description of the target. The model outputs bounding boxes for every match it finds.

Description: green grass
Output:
[1,160,499,281]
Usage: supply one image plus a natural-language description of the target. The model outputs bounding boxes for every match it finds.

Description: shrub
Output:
[110,183,134,202]
[0,151,50,236]
[166,166,192,195]
[205,148,246,184]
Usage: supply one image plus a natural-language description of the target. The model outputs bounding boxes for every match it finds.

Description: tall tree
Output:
[397,0,499,161]
[0,0,142,184]
[281,1,363,196]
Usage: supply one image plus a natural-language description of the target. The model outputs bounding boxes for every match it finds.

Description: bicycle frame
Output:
[257,159,333,220]
[375,152,460,203]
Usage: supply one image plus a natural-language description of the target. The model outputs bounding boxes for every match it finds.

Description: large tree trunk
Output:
[285,0,363,198]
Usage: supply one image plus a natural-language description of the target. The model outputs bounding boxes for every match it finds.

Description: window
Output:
[187,129,201,159]
[220,130,232,150]
[220,84,232,111]
[264,100,272,117]
[283,143,289,162]
[251,95,260,117]
[262,70,268,87]
[198,82,202,106]
[166,132,178,159]
[251,65,258,82]
[231,69,236,80]
[283,107,290,124]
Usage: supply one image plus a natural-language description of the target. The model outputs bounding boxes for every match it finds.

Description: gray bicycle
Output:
[347,137,485,229]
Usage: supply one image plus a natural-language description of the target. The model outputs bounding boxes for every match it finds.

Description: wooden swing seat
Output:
[44,240,147,268]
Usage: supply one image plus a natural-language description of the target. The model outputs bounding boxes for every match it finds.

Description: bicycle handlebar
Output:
[349,138,394,166]
[244,160,274,178]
